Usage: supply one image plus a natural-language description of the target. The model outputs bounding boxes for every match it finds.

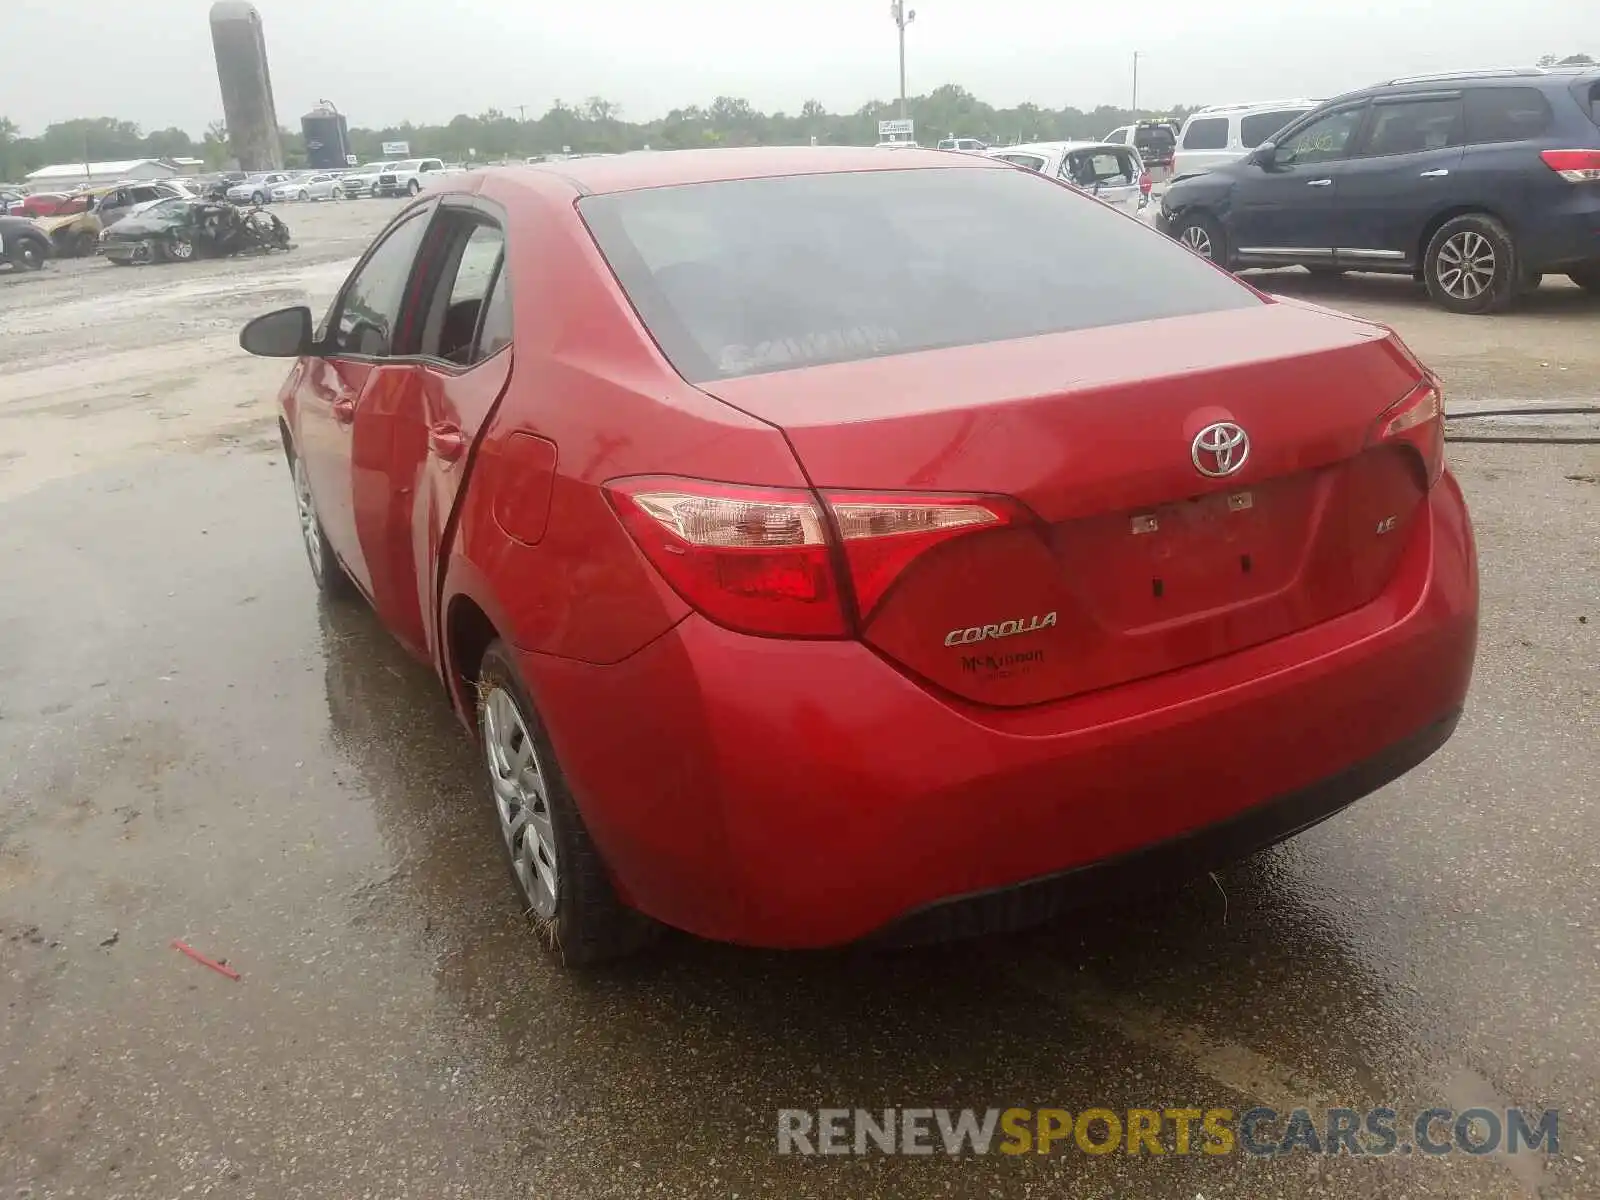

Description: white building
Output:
[24,158,188,187]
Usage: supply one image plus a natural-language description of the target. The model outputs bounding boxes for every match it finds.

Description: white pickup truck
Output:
[339,162,394,199]
[373,159,447,197]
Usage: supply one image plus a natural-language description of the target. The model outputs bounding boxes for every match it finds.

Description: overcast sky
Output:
[1,0,1596,135]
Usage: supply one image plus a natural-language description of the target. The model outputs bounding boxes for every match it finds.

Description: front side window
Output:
[1181,117,1228,150]
[1239,109,1312,148]
[331,210,430,357]
[580,166,1260,382]
[1275,106,1366,165]
[1361,97,1464,157]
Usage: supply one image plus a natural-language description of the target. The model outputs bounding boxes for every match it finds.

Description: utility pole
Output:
[1131,50,1142,117]
[890,1,916,119]
[517,105,527,122]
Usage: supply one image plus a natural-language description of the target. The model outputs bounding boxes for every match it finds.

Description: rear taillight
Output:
[1540,149,1600,182]
[606,477,1020,636]
[1373,379,1445,488]
[606,479,845,637]
[1139,170,1153,196]
[823,492,1017,619]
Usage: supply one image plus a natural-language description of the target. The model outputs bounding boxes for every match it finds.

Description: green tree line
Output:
[2,85,1200,179]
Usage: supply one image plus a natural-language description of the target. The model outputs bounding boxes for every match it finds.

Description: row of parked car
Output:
[221,158,464,205]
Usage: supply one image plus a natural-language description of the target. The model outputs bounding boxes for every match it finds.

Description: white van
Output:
[1171,99,1322,179]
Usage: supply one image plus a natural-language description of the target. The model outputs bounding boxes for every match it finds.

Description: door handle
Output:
[1306,178,1333,187]
[1419,169,1450,178]
[330,392,357,425]
[428,422,466,463]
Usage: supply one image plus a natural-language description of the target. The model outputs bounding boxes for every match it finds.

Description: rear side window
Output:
[1240,109,1310,147]
[1464,88,1554,143]
[579,167,1260,382]
[1063,149,1138,186]
[1105,128,1128,144]
[1182,118,1229,150]
[1362,97,1464,156]
[995,154,1046,171]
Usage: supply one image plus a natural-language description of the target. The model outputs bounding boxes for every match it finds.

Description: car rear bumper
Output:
[521,472,1478,949]
[1519,197,1600,271]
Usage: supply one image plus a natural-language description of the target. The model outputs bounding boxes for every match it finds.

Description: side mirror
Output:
[240,305,314,358]
[1253,142,1282,168]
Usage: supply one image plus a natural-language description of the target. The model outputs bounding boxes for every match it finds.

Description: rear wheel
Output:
[475,640,656,965]
[1172,211,1227,267]
[1567,266,1600,293]
[1424,214,1517,314]
[407,179,421,196]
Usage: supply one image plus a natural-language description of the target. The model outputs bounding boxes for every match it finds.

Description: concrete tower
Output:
[209,1,283,171]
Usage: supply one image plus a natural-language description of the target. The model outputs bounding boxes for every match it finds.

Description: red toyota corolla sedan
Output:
[241,147,1477,963]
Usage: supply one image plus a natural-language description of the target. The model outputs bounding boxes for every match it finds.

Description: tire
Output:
[288,448,354,598]
[251,191,265,205]
[166,236,196,263]
[1567,266,1600,293]
[73,231,97,258]
[475,639,657,965]
[297,190,309,202]
[407,180,421,196]
[1423,213,1517,314]
[331,186,344,201]
[9,236,46,270]
[1172,210,1227,266]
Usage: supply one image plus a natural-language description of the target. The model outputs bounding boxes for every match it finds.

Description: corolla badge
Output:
[944,612,1058,647]
[1191,421,1250,478]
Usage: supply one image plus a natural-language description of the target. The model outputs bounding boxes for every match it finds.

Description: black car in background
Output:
[1157,66,1600,312]
[0,215,51,270]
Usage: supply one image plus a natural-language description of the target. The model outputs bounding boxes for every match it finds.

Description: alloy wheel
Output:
[292,455,324,585]
[169,238,194,261]
[1436,231,1496,301]
[481,686,560,919]
[1180,224,1213,258]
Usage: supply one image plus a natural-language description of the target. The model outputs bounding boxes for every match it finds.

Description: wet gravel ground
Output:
[1,198,1597,1198]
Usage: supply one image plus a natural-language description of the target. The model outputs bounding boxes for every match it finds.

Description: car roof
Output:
[503,146,1000,195]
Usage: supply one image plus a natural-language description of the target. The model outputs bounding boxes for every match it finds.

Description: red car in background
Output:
[241,148,1478,964]
[11,192,89,218]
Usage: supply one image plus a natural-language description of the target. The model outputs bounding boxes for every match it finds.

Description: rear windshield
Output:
[579,167,1259,381]
[1136,126,1175,148]
[1181,117,1229,150]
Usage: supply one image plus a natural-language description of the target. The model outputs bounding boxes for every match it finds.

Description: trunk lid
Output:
[702,302,1431,707]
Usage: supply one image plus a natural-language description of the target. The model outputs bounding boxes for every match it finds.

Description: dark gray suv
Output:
[1156,66,1600,312]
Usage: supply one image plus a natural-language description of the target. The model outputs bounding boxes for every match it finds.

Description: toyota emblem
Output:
[1191,422,1250,478]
